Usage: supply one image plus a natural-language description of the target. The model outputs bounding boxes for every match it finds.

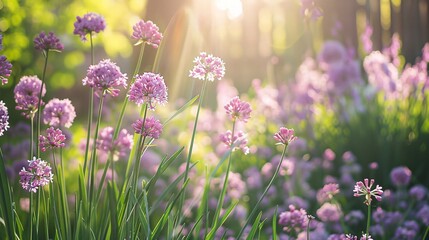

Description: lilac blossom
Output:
[278,205,308,233]
[73,12,106,41]
[97,127,133,160]
[34,32,64,52]
[316,183,339,203]
[394,221,419,240]
[0,101,9,136]
[219,130,249,155]
[14,75,46,118]
[131,20,163,48]
[274,127,297,146]
[39,127,66,152]
[82,59,128,97]
[132,116,162,139]
[189,52,225,81]
[43,98,76,128]
[224,96,252,122]
[409,185,427,201]
[344,210,364,225]
[128,72,168,110]
[390,166,412,187]
[19,157,53,193]
[0,55,12,85]
[353,178,383,205]
[417,205,429,225]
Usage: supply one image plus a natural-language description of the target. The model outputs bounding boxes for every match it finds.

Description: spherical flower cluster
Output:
[132,116,163,139]
[73,12,106,41]
[224,96,252,122]
[390,166,412,187]
[14,76,46,118]
[278,204,308,233]
[97,127,133,160]
[0,55,12,85]
[219,130,249,155]
[128,72,168,110]
[316,202,342,222]
[189,52,225,81]
[353,178,383,206]
[34,32,64,52]
[82,59,127,97]
[274,127,297,146]
[19,157,53,193]
[317,183,340,203]
[0,101,10,136]
[39,127,66,152]
[131,20,163,48]
[43,98,76,128]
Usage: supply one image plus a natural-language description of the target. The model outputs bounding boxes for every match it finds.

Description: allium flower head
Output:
[19,157,53,193]
[39,127,66,152]
[219,130,250,155]
[34,32,64,52]
[131,20,163,48]
[390,166,412,187]
[82,59,127,97]
[189,52,225,81]
[73,12,106,41]
[43,98,76,128]
[353,178,383,205]
[128,72,168,110]
[0,101,10,136]
[224,96,252,122]
[316,202,342,222]
[14,75,46,118]
[274,127,297,146]
[317,183,340,203]
[0,55,12,85]
[132,116,163,139]
[97,127,133,160]
[278,205,308,233]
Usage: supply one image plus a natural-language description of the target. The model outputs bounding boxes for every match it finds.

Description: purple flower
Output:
[417,205,429,225]
[316,202,342,222]
[353,178,383,205]
[128,72,168,110]
[0,55,12,85]
[82,59,127,97]
[43,98,76,128]
[132,116,162,139]
[97,127,133,160]
[131,20,163,48]
[390,166,412,187]
[224,96,252,122]
[39,127,66,152]
[316,183,339,203]
[0,101,9,136]
[394,221,419,240]
[34,32,64,52]
[189,52,225,81]
[19,157,53,193]
[323,148,336,161]
[73,12,106,41]
[278,204,308,233]
[344,210,364,225]
[219,130,249,155]
[274,127,297,146]
[409,185,427,201]
[14,76,46,118]
[361,24,373,54]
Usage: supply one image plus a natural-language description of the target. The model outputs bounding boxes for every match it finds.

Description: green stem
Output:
[236,143,288,239]
[423,225,429,240]
[30,192,33,239]
[132,103,148,190]
[51,150,63,239]
[35,190,40,237]
[212,120,236,232]
[36,51,49,157]
[88,92,105,227]
[30,114,35,159]
[366,203,371,236]
[83,33,95,174]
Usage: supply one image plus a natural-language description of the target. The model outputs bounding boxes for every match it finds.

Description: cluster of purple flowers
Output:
[189,52,226,81]
[128,72,168,110]
[0,101,9,136]
[97,127,133,160]
[73,12,106,41]
[43,98,76,128]
[19,157,53,193]
[0,33,12,85]
[39,127,66,152]
[131,20,163,48]
[14,76,46,118]
[33,32,64,52]
[132,116,163,139]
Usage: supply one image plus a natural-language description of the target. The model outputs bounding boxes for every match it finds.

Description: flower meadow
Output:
[1,4,429,240]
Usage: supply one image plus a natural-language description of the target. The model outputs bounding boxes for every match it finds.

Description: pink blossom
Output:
[273,127,297,146]
[128,72,168,110]
[189,52,225,81]
[43,98,76,128]
[132,116,163,139]
[353,178,383,205]
[34,32,64,52]
[73,12,106,41]
[224,96,252,122]
[39,127,66,152]
[19,157,53,193]
[131,20,163,48]
[219,130,249,155]
[14,76,46,118]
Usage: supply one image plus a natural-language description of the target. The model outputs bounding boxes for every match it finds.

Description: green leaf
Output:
[245,212,262,240]
[272,207,278,240]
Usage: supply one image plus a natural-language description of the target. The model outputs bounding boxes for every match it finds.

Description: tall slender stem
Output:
[237,143,288,239]
[366,203,371,236]
[36,51,49,157]
[212,120,236,231]
[83,33,95,174]
[30,192,33,240]
[30,115,35,159]
[88,92,105,227]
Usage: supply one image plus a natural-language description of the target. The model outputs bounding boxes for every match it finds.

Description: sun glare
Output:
[215,0,243,19]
